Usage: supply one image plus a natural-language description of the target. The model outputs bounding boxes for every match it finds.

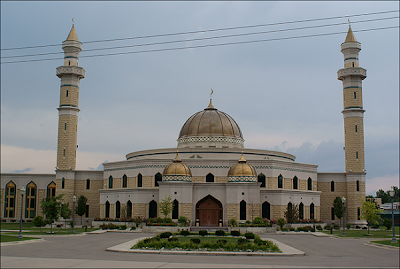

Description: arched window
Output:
[127,200,132,218]
[137,173,142,188]
[331,181,335,192]
[47,181,56,198]
[240,200,246,220]
[155,173,162,187]
[206,173,214,182]
[308,177,312,190]
[149,200,157,218]
[116,201,121,218]
[25,182,36,218]
[122,174,127,188]
[109,176,113,188]
[172,199,179,219]
[278,175,283,189]
[258,174,266,188]
[61,178,65,189]
[310,203,315,219]
[86,179,90,190]
[262,201,270,220]
[293,176,298,189]
[5,181,16,218]
[299,202,304,220]
[105,201,110,218]
[356,180,360,192]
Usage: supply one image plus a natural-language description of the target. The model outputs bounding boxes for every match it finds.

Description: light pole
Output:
[18,185,26,239]
[72,195,76,233]
[341,196,346,236]
[388,186,396,243]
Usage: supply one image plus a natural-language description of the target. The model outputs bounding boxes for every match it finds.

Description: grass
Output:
[1,222,98,235]
[370,240,400,248]
[1,234,38,243]
[321,226,399,238]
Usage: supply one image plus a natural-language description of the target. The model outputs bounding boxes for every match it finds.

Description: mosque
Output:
[1,24,367,227]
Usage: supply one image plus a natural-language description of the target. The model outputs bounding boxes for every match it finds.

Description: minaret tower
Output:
[56,24,85,170]
[337,24,367,224]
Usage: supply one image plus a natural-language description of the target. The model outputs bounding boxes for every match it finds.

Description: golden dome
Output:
[227,154,257,178]
[163,152,192,177]
[178,100,243,139]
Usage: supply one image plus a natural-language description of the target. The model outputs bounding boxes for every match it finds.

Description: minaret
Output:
[337,25,367,225]
[56,24,85,170]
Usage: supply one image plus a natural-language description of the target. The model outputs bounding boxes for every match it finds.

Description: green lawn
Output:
[0,222,37,230]
[1,222,98,235]
[1,234,38,243]
[321,226,399,238]
[370,240,400,248]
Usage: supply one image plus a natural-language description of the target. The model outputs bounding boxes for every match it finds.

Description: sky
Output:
[1,1,399,196]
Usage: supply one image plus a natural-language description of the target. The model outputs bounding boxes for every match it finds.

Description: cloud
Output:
[366,174,399,196]
[11,168,32,173]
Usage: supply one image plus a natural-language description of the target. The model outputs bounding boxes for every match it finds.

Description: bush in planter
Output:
[324,225,331,230]
[32,216,46,227]
[119,225,127,230]
[316,225,322,230]
[303,226,312,232]
[199,230,208,236]
[179,230,190,236]
[281,228,288,231]
[253,216,264,224]
[245,220,251,224]
[333,224,340,230]
[130,227,136,231]
[160,232,172,239]
[155,217,164,223]
[164,217,172,223]
[346,223,352,230]
[101,224,108,230]
[190,238,200,244]
[215,230,225,236]
[237,238,249,245]
[297,227,303,232]
[230,230,240,236]
[148,218,155,223]
[289,227,295,231]
[245,232,255,239]
[228,218,237,227]
[216,239,227,245]
[178,216,187,226]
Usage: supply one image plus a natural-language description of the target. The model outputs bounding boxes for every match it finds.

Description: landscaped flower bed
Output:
[132,231,281,252]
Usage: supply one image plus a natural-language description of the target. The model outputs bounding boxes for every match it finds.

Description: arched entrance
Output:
[196,195,222,226]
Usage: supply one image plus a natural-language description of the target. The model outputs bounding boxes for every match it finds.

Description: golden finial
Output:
[72,17,75,26]
[239,151,246,162]
[348,18,351,27]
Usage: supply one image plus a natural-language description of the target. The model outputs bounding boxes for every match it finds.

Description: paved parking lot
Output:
[1,232,399,268]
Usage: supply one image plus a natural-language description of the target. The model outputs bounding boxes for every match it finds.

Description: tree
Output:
[376,189,391,204]
[75,195,88,226]
[60,202,72,228]
[159,195,174,219]
[277,218,286,230]
[284,203,299,224]
[360,199,382,234]
[333,197,345,220]
[40,194,64,233]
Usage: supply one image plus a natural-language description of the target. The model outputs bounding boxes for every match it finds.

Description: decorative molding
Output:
[228,176,257,182]
[56,66,85,78]
[177,136,244,146]
[337,67,366,80]
[163,175,192,182]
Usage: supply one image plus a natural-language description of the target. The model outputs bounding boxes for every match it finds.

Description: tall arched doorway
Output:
[196,195,222,226]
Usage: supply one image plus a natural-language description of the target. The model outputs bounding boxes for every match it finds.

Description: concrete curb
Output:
[365,241,399,250]
[106,237,305,256]
[1,238,45,246]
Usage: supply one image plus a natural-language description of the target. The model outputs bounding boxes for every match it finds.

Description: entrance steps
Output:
[191,226,228,232]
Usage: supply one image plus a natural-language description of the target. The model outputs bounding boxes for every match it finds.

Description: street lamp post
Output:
[342,196,346,236]
[18,185,26,239]
[72,195,77,233]
[388,186,396,243]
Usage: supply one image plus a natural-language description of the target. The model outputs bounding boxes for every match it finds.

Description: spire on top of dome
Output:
[206,89,216,109]
[238,152,246,162]
[344,20,357,43]
[174,150,181,162]
[66,18,79,42]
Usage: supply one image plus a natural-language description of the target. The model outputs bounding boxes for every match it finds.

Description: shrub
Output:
[216,239,227,245]
[215,230,225,236]
[119,225,127,230]
[164,217,172,223]
[178,216,187,225]
[155,217,164,223]
[230,230,240,236]
[130,227,136,231]
[333,224,340,230]
[297,227,303,232]
[245,233,255,239]
[190,238,201,244]
[245,220,251,224]
[148,218,155,223]
[101,224,108,230]
[168,237,178,242]
[253,216,264,224]
[289,228,295,231]
[108,223,118,229]
[277,218,286,230]
[237,238,249,245]
[346,223,352,230]
[199,230,208,236]
[160,232,172,239]
[281,228,288,231]
[32,216,46,227]
[316,225,322,230]
[383,218,392,230]
[303,226,312,232]
[324,225,331,230]
[179,230,190,236]
[228,218,237,227]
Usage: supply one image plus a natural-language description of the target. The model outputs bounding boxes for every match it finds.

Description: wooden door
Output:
[199,198,221,226]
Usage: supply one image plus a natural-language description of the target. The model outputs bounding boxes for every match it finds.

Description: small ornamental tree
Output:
[333,197,346,220]
[60,202,72,228]
[360,199,382,234]
[284,203,299,224]
[277,218,286,230]
[75,195,88,226]
[159,195,174,220]
[40,194,64,233]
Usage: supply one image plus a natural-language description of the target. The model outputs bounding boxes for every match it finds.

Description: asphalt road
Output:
[1,232,399,268]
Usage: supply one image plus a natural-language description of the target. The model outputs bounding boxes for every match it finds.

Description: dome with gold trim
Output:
[162,152,192,182]
[227,154,257,182]
[177,100,244,148]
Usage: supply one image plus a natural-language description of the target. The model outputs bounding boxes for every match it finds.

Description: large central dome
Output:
[177,100,244,148]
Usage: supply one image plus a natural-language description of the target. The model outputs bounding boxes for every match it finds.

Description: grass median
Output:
[1,234,39,243]
[1,222,98,235]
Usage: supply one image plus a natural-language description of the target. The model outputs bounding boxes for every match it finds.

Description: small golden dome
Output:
[178,100,243,139]
[344,26,357,43]
[66,25,79,42]
[163,152,192,177]
[227,153,257,177]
